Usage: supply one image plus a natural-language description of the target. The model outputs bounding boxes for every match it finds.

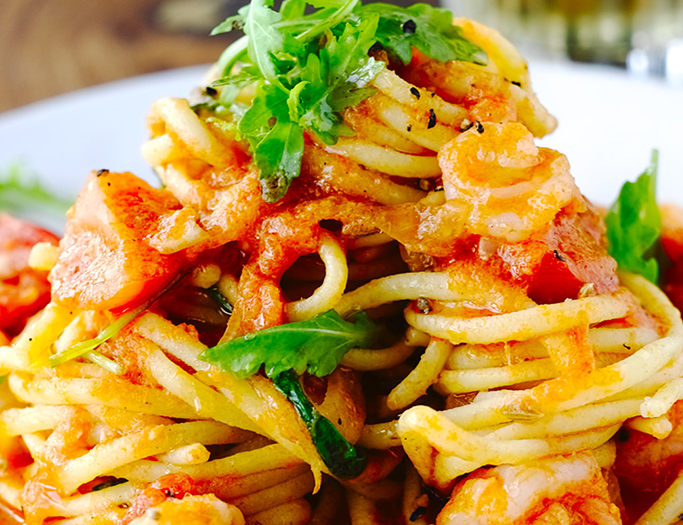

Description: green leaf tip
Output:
[605,150,668,284]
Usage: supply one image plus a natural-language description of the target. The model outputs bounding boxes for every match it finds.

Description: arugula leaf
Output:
[362,3,487,66]
[199,309,382,379]
[210,0,487,201]
[0,163,73,219]
[272,370,367,479]
[605,150,666,283]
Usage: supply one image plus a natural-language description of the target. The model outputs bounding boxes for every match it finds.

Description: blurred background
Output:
[0,0,237,113]
[0,0,681,113]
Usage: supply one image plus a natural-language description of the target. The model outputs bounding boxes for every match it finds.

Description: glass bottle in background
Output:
[443,0,683,85]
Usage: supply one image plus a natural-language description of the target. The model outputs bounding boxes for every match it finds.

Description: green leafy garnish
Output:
[49,304,147,369]
[207,285,234,316]
[605,150,666,283]
[200,309,382,379]
[366,3,487,66]
[272,370,367,479]
[0,163,73,219]
[49,274,186,369]
[210,0,487,201]
[91,478,128,492]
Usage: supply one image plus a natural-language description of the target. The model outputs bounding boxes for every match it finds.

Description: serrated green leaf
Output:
[254,120,304,202]
[200,310,382,379]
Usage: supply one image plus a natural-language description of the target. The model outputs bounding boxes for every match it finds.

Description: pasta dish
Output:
[1,1,683,523]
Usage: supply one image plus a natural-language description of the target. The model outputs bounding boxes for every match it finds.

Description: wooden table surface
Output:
[0,0,239,114]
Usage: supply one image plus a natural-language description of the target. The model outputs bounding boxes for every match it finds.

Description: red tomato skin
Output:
[0,214,59,336]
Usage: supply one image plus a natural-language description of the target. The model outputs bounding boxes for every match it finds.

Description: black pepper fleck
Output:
[511,80,522,87]
[369,42,384,53]
[623,344,631,350]
[96,169,109,177]
[427,109,436,129]
[403,19,417,34]
[410,87,421,99]
[618,428,630,442]
[205,86,218,97]
[410,507,428,522]
[475,121,484,133]
[407,125,412,132]
[553,250,566,263]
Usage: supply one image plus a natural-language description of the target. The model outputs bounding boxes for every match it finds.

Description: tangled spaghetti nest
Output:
[0,16,681,525]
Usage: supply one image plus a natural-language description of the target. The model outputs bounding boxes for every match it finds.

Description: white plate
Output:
[0,61,681,230]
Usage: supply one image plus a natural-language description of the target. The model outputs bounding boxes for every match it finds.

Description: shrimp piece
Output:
[128,494,244,525]
[438,122,581,243]
[437,452,622,525]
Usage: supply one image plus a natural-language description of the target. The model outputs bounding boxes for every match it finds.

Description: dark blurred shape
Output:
[444,0,683,86]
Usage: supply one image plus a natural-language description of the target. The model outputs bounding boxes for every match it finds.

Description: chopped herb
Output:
[91,478,128,492]
[200,309,382,379]
[207,284,234,316]
[605,150,667,284]
[272,370,367,479]
[210,0,487,201]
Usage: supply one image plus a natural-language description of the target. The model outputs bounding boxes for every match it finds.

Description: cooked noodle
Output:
[0,5,682,525]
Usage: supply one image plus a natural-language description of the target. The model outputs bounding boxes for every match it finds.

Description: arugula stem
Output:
[49,274,186,368]
[295,0,358,42]
[217,35,249,77]
[49,306,146,368]
[84,350,123,375]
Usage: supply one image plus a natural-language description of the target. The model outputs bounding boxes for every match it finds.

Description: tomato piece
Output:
[659,204,683,312]
[502,206,619,304]
[50,171,185,312]
[0,214,59,336]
